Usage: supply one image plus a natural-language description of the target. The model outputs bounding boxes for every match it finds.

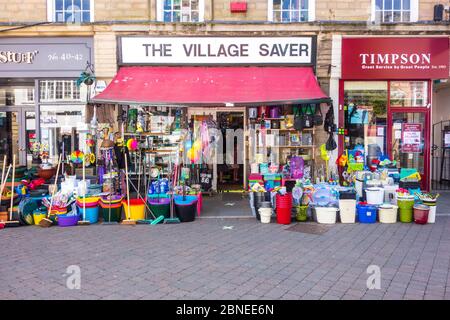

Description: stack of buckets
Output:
[275,193,292,225]
[76,196,100,224]
[148,195,171,221]
[253,192,270,221]
[100,195,123,222]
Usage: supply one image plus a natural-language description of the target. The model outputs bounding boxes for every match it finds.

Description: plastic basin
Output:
[413,204,429,225]
[77,205,99,224]
[57,214,79,227]
[378,204,398,223]
[315,206,338,224]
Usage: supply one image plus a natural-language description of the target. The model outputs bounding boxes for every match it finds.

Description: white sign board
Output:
[120,37,315,65]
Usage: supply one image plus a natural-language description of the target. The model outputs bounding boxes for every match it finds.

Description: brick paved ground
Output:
[1,212,449,300]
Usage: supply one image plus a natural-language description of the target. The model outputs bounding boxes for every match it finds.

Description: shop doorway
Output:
[389,111,429,190]
[0,108,36,166]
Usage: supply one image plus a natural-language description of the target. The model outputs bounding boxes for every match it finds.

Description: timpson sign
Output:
[342,37,449,79]
[120,37,316,65]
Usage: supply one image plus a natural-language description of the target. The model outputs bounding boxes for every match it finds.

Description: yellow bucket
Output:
[33,212,46,225]
[122,199,145,220]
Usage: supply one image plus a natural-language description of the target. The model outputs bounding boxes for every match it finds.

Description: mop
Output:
[5,155,20,227]
[39,154,62,228]
[78,152,90,225]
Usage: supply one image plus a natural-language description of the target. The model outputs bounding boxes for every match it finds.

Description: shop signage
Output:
[0,37,93,77]
[120,37,316,65]
[402,123,422,153]
[341,37,449,79]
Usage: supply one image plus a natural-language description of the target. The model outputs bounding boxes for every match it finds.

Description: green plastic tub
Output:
[148,198,170,220]
[295,205,308,222]
[399,209,413,223]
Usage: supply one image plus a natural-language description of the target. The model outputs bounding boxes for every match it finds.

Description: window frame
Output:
[157,0,205,23]
[371,0,418,23]
[47,0,95,23]
[268,0,316,23]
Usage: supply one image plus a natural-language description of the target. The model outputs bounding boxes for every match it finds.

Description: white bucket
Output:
[365,187,384,205]
[338,199,356,223]
[315,207,338,224]
[423,200,437,223]
[259,208,272,224]
[383,185,398,205]
[378,204,398,223]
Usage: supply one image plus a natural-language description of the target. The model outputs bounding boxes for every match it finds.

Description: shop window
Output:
[157,0,204,22]
[390,81,428,107]
[48,0,94,23]
[0,86,35,106]
[39,80,86,103]
[343,81,388,164]
[40,105,85,164]
[268,0,315,22]
[372,0,418,23]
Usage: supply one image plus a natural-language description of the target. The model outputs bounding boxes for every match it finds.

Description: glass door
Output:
[390,111,429,190]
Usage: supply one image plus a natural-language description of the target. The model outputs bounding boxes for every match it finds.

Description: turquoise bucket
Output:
[77,204,99,224]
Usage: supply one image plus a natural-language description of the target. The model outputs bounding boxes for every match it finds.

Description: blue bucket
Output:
[357,204,377,223]
[77,204,99,224]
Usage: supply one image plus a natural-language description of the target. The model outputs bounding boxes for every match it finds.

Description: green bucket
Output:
[397,199,414,210]
[399,208,413,223]
[100,205,122,222]
[148,203,170,219]
[296,205,308,222]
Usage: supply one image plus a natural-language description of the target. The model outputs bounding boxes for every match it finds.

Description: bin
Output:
[422,199,436,223]
[148,197,171,220]
[397,197,414,223]
[378,204,398,223]
[413,204,429,225]
[295,205,308,222]
[99,202,122,222]
[174,195,197,222]
[275,193,292,225]
[357,204,377,224]
[339,199,356,223]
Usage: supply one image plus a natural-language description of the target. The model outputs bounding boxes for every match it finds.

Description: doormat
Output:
[285,223,331,235]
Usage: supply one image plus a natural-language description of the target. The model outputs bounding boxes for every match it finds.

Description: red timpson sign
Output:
[341,37,449,79]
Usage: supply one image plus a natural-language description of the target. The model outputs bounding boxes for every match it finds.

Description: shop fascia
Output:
[0,50,39,64]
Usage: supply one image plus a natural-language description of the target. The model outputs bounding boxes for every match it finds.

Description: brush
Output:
[40,154,62,228]
[5,155,20,227]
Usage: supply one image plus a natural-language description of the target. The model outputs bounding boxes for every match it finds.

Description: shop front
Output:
[92,36,330,216]
[339,37,449,191]
[0,37,93,167]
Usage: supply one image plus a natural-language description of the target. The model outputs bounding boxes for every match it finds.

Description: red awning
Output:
[92,66,329,106]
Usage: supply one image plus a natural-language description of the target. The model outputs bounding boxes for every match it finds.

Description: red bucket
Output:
[276,193,293,209]
[413,204,429,225]
[276,207,292,225]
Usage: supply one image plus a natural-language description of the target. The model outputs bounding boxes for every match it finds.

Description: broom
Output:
[39,154,62,228]
[0,164,12,226]
[78,153,90,225]
[5,155,20,227]
[121,149,136,225]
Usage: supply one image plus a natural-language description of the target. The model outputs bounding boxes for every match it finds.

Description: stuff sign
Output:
[120,37,315,65]
[341,37,449,79]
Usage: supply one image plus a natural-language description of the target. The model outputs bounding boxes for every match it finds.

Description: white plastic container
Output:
[258,208,272,224]
[378,204,398,223]
[338,199,356,223]
[383,185,398,205]
[423,200,437,223]
[315,207,338,224]
[365,187,384,205]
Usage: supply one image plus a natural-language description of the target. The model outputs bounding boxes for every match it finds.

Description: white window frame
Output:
[157,0,205,22]
[47,0,95,23]
[268,0,315,22]
[40,80,83,103]
[371,0,418,23]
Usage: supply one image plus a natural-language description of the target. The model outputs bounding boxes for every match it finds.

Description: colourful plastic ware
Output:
[122,198,146,221]
[413,204,429,225]
[76,205,99,224]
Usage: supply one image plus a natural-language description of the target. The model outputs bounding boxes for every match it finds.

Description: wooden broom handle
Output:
[9,155,16,219]
[0,165,11,205]
[47,154,63,218]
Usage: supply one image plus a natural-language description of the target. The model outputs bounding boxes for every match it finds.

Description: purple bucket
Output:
[57,214,79,227]
[148,197,171,205]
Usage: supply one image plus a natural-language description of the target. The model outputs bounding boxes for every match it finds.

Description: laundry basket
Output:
[315,206,338,224]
